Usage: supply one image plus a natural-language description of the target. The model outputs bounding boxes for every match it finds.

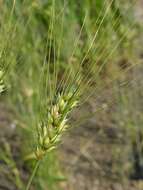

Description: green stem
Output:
[26,160,41,190]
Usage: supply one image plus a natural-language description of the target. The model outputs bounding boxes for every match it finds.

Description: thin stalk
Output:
[26,160,41,190]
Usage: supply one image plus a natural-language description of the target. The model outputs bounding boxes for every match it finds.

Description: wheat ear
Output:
[35,89,79,160]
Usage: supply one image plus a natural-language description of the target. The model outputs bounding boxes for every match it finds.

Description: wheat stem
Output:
[26,160,41,190]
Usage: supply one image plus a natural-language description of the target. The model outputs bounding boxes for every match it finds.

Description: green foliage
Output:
[35,153,65,190]
[0,70,5,93]
[115,69,143,179]
[0,141,24,189]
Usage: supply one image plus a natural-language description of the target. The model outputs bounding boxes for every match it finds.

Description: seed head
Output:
[35,89,79,160]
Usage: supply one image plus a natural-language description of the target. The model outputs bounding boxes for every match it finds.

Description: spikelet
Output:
[35,89,79,160]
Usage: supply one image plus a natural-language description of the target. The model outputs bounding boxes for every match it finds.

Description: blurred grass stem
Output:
[26,160,41,190]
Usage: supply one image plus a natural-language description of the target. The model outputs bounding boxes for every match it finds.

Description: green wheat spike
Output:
[35,89,79,160]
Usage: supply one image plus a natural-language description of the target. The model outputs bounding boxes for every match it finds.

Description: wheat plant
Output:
[26,87,79,189]
[0,0,141,190]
